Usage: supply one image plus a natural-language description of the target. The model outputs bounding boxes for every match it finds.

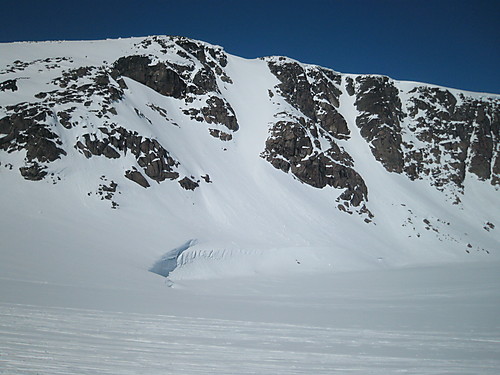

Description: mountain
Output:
[0,35,499,283]
[1,35,500,375]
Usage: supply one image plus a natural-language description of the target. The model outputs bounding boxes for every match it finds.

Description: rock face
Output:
[0,35,498,221]
[267,58,349,139]
[351,75,404,173]
[342,75,500,197]
[0,36,241,191]
[178,176,199,190]
[125,168,150,188]
[0,79,18,92]
[402,87,500,190]
[0,103,66,163]
[263,58,371,217]
[112,55,186,98]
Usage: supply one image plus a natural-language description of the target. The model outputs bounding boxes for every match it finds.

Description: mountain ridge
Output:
[0,35,498,280]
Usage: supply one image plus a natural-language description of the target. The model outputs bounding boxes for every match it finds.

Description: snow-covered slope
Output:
[1,35,500,375]
[0,35,499,285]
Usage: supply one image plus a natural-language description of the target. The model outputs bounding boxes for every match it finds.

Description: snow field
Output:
[1,261,499,375]
[1,304,497,375]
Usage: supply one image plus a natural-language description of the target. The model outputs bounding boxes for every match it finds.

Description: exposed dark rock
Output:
[173,37,232,83]
[94,177,120,208]
[75,134,120,159]
[0,79,18,92]
[25,132,65,162]
[125,169,150,188]
[354,75,404,173]
[38,66,125,113]
[264,121,312,172]
[0,105,66,164]
[75,127,180,183]
[306,67,342,107]
[110,44,237,132]
[402,86,499,190]
[403,87,466,187]
[100,180,117,193]
[179,176,199,190]
[184,96,239,132]
[182,108,204,122]
[147,103,169,120]
[209,128,233,141]
[19,162,47,181]
[263,120,368,209]
[57,108,76,129]
[138,139,179,182]
[268,60,349,139]
[467,104,498,181]
[484,222,495,231]
[263,59,366,213]
[112,55,186,98]
[201,96,238,131]
[192,68,218,94]
[174,37,228,68]
[345,77,355,96]
[269,60,316,119]
[53,66,93,88]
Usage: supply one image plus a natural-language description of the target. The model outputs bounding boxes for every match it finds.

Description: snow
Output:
[150,239,197,277]
[1,36,499,373]
[1,262,499,374]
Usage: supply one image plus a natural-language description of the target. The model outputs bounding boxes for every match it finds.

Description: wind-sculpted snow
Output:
[149,239,197,277]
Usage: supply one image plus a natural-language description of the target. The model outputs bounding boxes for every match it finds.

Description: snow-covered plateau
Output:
[0,36,499,373]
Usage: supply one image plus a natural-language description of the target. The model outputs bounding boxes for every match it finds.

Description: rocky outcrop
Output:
[264,58,369,216]
[264,56,499,213]
[19,162,47,181]
[267,58,349,139]
[459,97,499,183]
[50,65,124,109]
[171,37,232,85]
[347,76,500,196]
[184,95,238,132]
[0,36,243,191]
[178,176,199,190]
[125,168,150,188]
[264,119,368,211]
[351,75,405,173]
[0,79,18,92]
[75,126,179,183]
[115,37,239,132]
[112,55,186,98]
[0,104,66,179]
[209,128,233,141]
[201,96,238,131]
[401,86,499,191]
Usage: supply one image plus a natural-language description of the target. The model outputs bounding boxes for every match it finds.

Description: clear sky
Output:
[1,0,499,94]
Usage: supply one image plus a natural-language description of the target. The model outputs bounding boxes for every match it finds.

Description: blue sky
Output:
[2,0,499,94]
